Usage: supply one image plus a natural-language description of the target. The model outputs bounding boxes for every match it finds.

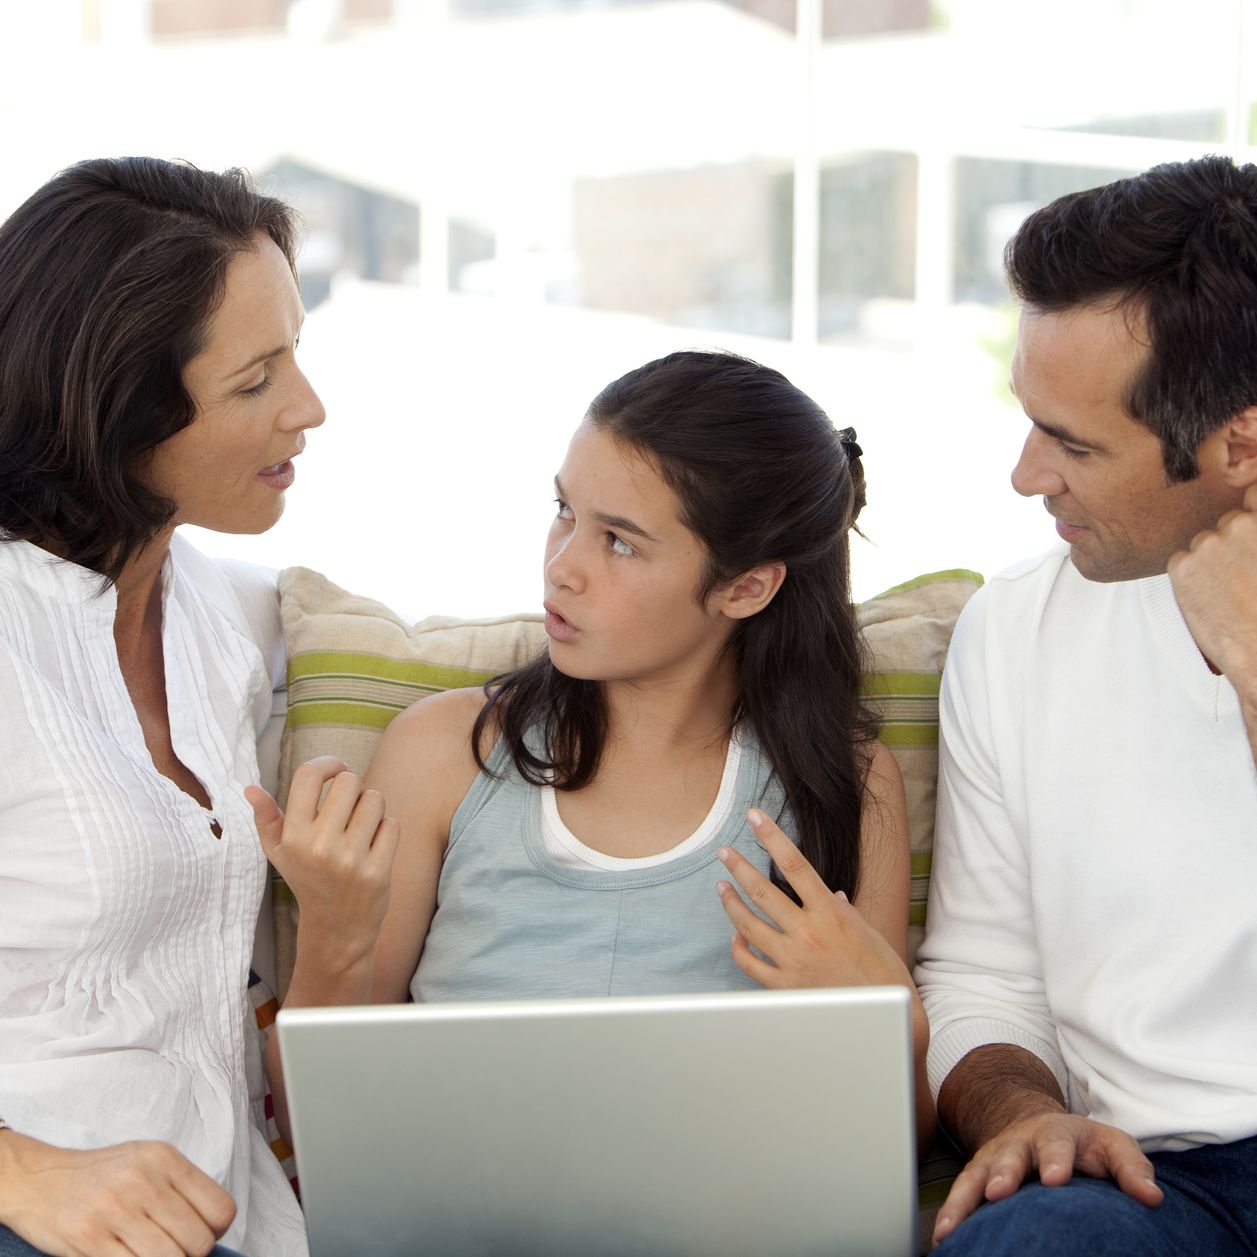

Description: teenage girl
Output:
[255,350,931,1145]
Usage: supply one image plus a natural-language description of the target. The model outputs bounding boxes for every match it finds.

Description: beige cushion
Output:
[273,565,982,994]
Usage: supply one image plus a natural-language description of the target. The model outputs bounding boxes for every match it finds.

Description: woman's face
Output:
[143,233,325,535]
[543,421,737,686]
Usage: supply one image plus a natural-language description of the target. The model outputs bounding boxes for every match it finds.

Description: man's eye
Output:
[1056,439,1089,461]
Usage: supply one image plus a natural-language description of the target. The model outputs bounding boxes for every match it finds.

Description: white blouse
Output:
[0,534,306,1256]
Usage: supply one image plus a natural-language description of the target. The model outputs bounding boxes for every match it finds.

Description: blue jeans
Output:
[935,1132,1257,1256]
[0,1228,246,1256]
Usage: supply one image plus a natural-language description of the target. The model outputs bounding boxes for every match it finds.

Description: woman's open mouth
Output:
[257,459,295,490]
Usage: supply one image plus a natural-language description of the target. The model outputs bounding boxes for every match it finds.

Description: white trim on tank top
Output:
[540,729,745,872]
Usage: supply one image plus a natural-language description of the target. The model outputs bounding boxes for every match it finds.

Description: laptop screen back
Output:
[278,986,917,1257]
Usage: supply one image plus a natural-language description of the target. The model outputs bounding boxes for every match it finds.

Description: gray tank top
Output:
[411,727,792,1002]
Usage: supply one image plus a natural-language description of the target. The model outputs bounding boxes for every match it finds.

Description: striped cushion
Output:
[857,569,984,969]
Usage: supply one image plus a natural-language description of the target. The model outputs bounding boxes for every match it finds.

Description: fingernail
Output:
[716,881,729,897]
[717,845,732,862]
[935,1217,952,1236]
[747,808,765,829]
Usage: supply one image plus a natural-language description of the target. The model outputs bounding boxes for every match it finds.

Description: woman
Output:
[0,158,337,1257]
[261,351,933,1150]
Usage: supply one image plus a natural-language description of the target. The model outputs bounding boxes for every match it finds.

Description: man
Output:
[915,154,1257,1255]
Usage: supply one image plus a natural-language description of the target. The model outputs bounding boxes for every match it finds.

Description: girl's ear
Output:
[714,562,787,621]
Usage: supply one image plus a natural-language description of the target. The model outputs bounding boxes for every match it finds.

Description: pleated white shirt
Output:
[0,533,307,1256]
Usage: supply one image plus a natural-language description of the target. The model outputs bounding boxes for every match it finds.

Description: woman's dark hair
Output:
[1005,154,1257,482]
[0,156,298,580]
[473,349,876,899]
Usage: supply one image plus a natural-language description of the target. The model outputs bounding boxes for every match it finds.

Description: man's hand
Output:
[1168,484,1257,695]
[932,1110,1161,1246]
[932,1044,1162,1248]
[0,1132,235,1257]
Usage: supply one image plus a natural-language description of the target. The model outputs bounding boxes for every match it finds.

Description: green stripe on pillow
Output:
[288,650,505,691]
[860,672,942,698]
[868,568,984,600]
[287,701,417,730]
[876,724,939,747]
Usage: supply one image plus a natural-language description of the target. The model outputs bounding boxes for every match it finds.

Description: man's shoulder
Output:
[952,547,1072,641]
[984,546,1073,597]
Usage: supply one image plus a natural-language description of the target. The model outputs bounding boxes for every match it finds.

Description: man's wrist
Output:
[938,1043,1067,1154]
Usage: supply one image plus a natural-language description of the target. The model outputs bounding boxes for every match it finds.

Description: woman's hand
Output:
[246,756,400,968]
[0,1131,234,1257]
[715,807,913,990]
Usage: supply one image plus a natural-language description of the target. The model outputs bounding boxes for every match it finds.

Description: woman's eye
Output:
[608,533,634,557]
[241,376,273,399]
[553,498,573,520]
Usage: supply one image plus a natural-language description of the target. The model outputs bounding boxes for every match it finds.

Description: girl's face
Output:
[543,421,737,686]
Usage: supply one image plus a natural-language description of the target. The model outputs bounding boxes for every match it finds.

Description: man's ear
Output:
[1218,407,1257,489]
[712,562,787,621]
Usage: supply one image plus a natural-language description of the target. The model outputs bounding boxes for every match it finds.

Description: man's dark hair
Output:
[0,157,298,580]
[1005,154,1257,481]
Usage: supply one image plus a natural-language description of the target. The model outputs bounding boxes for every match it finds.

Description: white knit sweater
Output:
[915,547,1257,1153]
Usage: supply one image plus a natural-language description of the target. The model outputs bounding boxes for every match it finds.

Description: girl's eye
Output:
[241,376,273,399]
[1055,438,1089,461]
[608,533,634,557]
[554,498,573,520]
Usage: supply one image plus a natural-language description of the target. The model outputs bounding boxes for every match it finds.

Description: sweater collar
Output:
[1139,572,1236,716]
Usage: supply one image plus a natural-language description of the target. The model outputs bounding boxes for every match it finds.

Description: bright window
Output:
[2,0,1250,615]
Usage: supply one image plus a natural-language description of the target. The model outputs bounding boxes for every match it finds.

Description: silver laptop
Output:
[278,987,917,1257]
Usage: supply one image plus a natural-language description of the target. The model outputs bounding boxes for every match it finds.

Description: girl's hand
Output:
[245,756,400,964]
[715,807,912,990]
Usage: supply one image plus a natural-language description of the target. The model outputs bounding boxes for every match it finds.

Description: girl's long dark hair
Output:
[472,350,877,899]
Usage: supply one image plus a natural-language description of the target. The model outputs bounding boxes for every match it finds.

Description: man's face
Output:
[1009,302,1241,582]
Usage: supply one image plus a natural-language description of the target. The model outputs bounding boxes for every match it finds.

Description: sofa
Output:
[251,564,983,1251]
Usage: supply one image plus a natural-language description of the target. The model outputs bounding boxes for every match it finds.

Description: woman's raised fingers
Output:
[284,756,350,823]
